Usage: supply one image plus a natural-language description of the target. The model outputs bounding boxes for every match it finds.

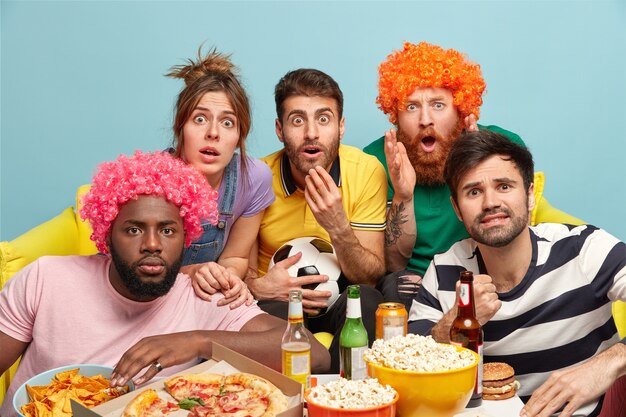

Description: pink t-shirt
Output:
[0,255,264,417]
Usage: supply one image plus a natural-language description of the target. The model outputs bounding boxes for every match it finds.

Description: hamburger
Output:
[482,362,518,400]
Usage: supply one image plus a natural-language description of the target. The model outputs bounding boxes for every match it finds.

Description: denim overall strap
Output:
[181,156,239,265]
[218,155,238,219]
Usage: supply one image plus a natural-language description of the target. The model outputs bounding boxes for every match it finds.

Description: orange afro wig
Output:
[377,41,486,125]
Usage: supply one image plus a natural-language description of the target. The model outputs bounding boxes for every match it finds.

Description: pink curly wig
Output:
[80,150,219,254]
[377,41,486,125]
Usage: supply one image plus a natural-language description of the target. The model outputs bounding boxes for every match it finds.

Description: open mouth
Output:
[200,147,220,157]
[420,136,437,153]
[302,146,322,156]
[422,136,436,146]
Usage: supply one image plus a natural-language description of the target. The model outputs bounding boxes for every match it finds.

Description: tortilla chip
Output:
[21,369,128,416]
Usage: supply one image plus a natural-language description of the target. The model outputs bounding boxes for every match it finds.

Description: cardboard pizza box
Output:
[72,343,304,417]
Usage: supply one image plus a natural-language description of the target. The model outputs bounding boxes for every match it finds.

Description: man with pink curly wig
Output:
[364,41,581,289]
[0,151,330,417]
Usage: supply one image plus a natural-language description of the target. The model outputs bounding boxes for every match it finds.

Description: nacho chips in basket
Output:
[20,368,127,417]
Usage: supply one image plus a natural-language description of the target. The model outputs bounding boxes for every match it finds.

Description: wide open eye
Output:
[222,118,236,128]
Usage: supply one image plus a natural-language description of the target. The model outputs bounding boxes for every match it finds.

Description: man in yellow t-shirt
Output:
[246,69,388,372]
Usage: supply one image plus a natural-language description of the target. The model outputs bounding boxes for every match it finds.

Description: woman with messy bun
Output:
[168,48,274,308]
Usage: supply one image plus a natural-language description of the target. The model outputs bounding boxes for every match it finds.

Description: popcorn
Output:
[307,378,396,409]
[364,334,475,372]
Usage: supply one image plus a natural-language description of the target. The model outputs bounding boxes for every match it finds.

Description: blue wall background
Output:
[1,1,625,241]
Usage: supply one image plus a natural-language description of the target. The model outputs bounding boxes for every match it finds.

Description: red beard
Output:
[397,122,464,186]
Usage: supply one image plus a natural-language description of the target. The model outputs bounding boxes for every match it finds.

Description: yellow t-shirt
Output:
[258,144,387,275]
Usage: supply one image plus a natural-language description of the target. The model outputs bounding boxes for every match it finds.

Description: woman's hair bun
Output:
[167,46,237,86]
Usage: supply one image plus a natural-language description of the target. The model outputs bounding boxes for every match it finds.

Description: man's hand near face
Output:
[303,165,385,286]
[304,166,350,235]
[383,129,417,272]
[384,129,416,202]
[464,114,479,132]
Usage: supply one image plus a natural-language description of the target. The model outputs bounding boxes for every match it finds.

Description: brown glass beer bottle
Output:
[449,270,483,407]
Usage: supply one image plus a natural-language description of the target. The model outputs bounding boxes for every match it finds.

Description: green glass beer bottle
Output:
[339,285,368,380]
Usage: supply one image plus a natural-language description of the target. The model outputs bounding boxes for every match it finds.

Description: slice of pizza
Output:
[164,374,225,402]
[122,388,179,417]
[221,373,288,417]
[164,373,288,417]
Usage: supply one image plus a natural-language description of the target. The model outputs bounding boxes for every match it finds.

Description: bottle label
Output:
[288,351,310,375]
[459,282,470,307]
[350,346,367,380]
[282,347,311,388]
[476,342,483,395]
[340,345,368,380]
[346,297,361,319]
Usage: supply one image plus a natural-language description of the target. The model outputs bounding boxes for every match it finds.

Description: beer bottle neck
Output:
[288,301,304,324]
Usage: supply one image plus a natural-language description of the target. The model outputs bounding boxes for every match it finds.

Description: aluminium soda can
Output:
[375,302,407,340]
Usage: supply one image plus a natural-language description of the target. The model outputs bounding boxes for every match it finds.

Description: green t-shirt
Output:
[363,125,525,276]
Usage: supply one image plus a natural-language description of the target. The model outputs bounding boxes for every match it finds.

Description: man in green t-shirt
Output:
[363,41,580,291]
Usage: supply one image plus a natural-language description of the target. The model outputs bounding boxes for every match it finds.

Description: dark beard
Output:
[284,136,340,177]
[468,208,529,248]
[110,245,183,299]
[397,122,464,186]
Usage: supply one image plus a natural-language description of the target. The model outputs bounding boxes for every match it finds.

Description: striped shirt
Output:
[408,224,626,416]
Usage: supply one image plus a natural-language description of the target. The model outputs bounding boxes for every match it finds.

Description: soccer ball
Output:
[269,237,346,315]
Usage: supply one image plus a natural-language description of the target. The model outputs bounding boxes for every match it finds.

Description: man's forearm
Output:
[384,198,416,272]
[243,267,271,301]
[596,342,626,380]
[192,322,331,373]
[0,331,28,376]
[192,329,285,371]
[329,226,385,286]
[430,308,458,343]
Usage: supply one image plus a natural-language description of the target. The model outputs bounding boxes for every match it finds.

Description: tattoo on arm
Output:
[385,201,409,247]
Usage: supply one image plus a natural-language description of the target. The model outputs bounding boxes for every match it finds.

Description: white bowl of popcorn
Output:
[364,334,479,417]
[304,378,398,417]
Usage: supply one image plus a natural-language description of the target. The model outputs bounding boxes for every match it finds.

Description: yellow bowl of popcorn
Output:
[364,335,479,417]
[305,378,399,417]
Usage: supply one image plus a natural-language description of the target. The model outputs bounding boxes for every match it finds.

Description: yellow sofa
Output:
[1,177,624,405]
[0,185,98,405]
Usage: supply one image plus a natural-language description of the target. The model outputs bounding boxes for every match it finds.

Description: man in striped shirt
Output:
[408,130,625,417]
